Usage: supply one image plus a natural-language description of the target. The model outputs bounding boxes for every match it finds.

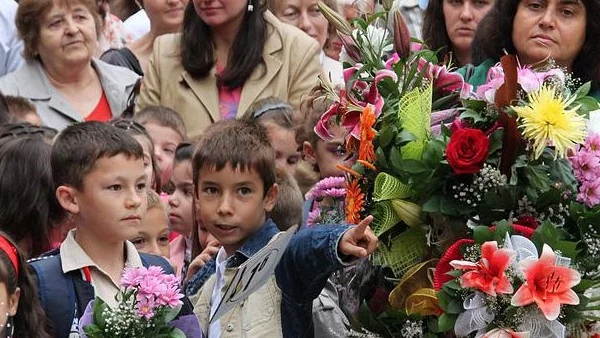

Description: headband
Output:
[0,235,19,279]
[252,103,293,120]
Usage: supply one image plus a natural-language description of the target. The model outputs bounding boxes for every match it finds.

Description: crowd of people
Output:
[0,0,598,337]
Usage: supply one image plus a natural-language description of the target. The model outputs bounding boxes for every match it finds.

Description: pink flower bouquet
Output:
[82,266,185,338]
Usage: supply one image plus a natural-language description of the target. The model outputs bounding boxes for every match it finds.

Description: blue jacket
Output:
[186,219,351,338]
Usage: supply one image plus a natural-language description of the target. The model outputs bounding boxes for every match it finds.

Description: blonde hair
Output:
[146,189,167,215]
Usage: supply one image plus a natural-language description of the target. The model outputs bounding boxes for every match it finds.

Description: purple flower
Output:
[136,296,156,319]
[324,188,346,198]
[577,180,600,207]
[121,266,146,288]
[571,150,600,181]
[138,275,167,298]
[156,285,184,308]
[585,133,600,154]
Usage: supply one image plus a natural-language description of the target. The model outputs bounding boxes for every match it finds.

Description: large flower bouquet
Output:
[82,266,185,338]
[317,1,600,337]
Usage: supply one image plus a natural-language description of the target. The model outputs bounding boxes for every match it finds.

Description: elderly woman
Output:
[466,0,600,98]
[266,0,344,87]
[136,1,321,139]
[0,0,139,131]
[422,0,494,66]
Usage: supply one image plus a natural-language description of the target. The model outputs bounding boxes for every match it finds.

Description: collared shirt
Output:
[60,230,143,309]
[208,247,228,338]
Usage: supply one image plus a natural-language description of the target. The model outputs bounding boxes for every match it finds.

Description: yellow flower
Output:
[513,85,586,159]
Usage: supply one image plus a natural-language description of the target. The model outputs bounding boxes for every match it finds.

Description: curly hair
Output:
[471,0,600,88]
[0,233,52,338]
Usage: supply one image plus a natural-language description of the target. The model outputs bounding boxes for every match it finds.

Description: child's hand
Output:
[184,239,220,283]
[339,216,378,258]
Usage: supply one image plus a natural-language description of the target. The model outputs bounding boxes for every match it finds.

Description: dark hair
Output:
[16,0,102,60]
[51,121,144,191]
[134,105,187,141]
[174,142,194,164]
[4,95,38,120]
[243,97,297,127]
[0,122,57,143]
[472,0,600,87]
[0,233,52,338]
[0,93,11,125]
[110,118,162,192]
[180,1,268,88]
[0,135,58,257]
[270,168,303,230]
[192,119,276,197]
[422,0,454,64]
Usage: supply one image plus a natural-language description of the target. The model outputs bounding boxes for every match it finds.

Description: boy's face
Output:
[65,154,148,243]
[168,160,194,237]
[143,122,183,186]
[196,163,278,255]
[131,207,171,258]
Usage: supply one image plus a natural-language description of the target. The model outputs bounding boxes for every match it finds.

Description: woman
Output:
[468,0,600,97]
[266,0,344,87]
[101,0,188,75]
[0,0,139,131]
[422,0,494,66]
[136,1,322,139]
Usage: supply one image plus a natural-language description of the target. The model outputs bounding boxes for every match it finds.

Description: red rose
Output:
[446,128,490,175]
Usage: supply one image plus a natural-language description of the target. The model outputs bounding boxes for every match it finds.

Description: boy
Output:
[186,119,378,337]
[4,95,41,125]
[29,122,196,338]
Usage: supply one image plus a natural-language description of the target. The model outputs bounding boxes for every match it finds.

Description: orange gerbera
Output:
[358,105,377,163]
[345,178,365,224]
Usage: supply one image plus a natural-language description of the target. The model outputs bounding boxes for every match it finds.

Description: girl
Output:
[110,119,162,192]
[168,143,195,278]
[0,127,62,257]
[0,232,52,338]
[242,97,302,175]
[130,190,171,258]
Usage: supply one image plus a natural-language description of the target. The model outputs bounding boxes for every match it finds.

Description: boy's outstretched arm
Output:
[338,216,378,258]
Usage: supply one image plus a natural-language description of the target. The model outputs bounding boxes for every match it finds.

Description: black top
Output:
[100,47,144,76]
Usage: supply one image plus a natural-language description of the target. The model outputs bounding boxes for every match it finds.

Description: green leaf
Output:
[422,195,442,213]
[92,297,107,328]
[436,290,451,309]
[163,304,182,323]
[524,165,551,193]
[459,109,486,123]
[493,222,512,243]
[399,159,429,174]
[378,125,396,148]
[169,328,187,338]
[445,300,463,314]
[388,146,403,172]
[83,324,103,337]
[574,82,591,98]
[438,313,457,332]
[473,226,493,244]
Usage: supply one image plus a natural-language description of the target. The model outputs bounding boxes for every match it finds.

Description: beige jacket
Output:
[136,11,322,139]
[191,268,284,337]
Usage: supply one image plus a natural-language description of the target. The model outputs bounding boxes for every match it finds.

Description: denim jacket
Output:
[186,219,351,338]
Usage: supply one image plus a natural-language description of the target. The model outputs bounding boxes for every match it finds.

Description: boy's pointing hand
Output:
[339,215,379,258]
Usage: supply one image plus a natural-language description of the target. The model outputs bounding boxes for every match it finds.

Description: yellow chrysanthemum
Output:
[512,85,587,159]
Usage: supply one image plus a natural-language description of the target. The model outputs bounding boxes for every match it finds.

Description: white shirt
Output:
[208,247,228,338]
[320,52,344,88]
[124,9,150,41]
[0,0,23,76]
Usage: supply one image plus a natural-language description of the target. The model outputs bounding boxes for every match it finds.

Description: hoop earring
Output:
[247,0,254,11]
[4,316,13,338]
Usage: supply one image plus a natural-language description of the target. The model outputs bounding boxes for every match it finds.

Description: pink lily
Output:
[450,241,516,296]
[417,58,466,94]
[511,244,580,321]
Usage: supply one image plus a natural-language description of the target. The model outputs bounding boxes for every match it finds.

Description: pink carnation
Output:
[138,275,167,298]
[156,285,184,308]
[571,150,600,181]
[585,133,600,154]
[121,266,146,288]
[135,296,156,319]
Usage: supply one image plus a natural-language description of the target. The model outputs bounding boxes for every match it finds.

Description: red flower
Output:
[511,244,581,321]
[516,216,539,230]
[434,239,475,290]
[450,241,516,296]
[446,128,490,175]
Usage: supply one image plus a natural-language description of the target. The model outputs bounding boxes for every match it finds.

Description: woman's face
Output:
[37,2,98,70]
[512,0,586,69]
[192,0,247,29]
[144,0,188,34]
[276,0,329,49]
[443,0,494,58]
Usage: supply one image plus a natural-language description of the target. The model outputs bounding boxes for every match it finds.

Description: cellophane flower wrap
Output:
[316,0,600,336]
[82,266,185,338]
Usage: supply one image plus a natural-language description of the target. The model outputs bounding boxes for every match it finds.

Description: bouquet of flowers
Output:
[82,266,185,338]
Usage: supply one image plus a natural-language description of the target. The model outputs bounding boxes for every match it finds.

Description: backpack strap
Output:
[29,254,79,338]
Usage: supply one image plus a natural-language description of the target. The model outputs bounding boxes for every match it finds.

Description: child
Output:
[111,118,162,191]
[0,232,52,338]
[185,119,378,337]
[28,122,197,338]
[134,106,187,189]
[271,168,304,231]
[243,97,302,175]
[186,224,220,284]
[4,95,41,126]
[130,190,171,259]
[168,143,195,279]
